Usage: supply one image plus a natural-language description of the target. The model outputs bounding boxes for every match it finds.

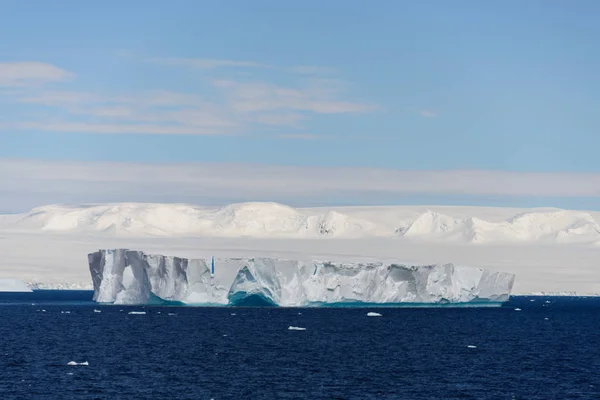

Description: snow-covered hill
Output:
[2,202,600,245]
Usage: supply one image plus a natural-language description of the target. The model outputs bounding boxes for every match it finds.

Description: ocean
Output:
[0,292,598,399]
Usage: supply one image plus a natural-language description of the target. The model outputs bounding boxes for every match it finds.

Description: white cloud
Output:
[12,90,238,134]
[1,58,376,137]
[408,107,437,118]
[18,91,97,106]
[147,58,334,75]
[214,80,376,114]
[146,57,270,69]
[13,121,232,135]
[419,110,437,118]
[6,80,373,136]
[288,66,337,74]
[0,62,74,87]
[1,159,599,212]
[253,113,306,127]
[274,133,321,140]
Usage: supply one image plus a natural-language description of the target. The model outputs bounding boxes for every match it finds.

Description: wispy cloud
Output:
[13,121,231,135]
[2,159,600,211]
[145,57,270,69]
[146,57,334,75]
[14,90,236,135]
[1,58,376,137]
[274,133,322,140]
[0,62,74,87]
[253,113,306,127]
[213,79,376,114]
[408,107,437,118]
[288,65,337,75]
[419,110,437,118]
[18,91,98,106]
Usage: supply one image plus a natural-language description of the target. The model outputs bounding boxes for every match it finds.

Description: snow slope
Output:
[88,249,515,306]
[0,202,599,295]
[3,202,600,244]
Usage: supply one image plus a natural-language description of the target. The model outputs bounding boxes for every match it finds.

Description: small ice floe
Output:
[530,299,536,302]
[544,317,549,320]
[288,326,306,331]
[367,312,382,317]
[514,308,522,311]
[66,373,73,375]
[467,345,477,349]
[168,313,176,316]
[67,361,88,366]
[41,310,46,312]
[157,312,161,314]
[297,312,302,315]
[223,334,228,337]
[545,301,551,304]
[93,309,101,313]
[128,311,146,315]
[60,311,71,314]
[230,313,236,316]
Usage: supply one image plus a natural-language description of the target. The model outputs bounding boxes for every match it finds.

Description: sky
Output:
[1,0,600,212]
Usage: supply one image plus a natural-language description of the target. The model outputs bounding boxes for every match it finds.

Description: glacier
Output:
[88,249,515,306]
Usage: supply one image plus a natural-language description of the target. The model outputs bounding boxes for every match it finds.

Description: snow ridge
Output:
[3,202,600,244]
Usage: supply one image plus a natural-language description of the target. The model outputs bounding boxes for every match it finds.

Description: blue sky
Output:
[1,0,600,211]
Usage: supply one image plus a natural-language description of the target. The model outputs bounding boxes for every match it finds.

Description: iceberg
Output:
[0,278,32,292]
[88,249,515,306]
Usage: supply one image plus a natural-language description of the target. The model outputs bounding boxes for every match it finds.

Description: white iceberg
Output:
[0,278,32,292]
[288,326,306,331]
[67,361,88,366]
[88,249,515,307]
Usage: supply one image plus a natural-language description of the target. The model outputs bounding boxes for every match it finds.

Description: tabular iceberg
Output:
[0,278,32,292]
[88,249,515,306]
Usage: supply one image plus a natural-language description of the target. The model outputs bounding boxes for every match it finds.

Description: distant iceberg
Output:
[88,249,515,307]
[0,278,33,292]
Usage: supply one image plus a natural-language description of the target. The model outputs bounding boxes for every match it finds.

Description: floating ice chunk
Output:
[544,317,549,320]
[168,313,176,316]
[67,361,88,366]
[288,326,306,331]
[128,311,146,315]
[367,312,382,317]
[514,308,522,311]
[230,313,236,316]
[467,345,477,349]
[41,309,46,312]
[66,373,73,375]
[60,311,71,314]
[93,309,101,313]
[545,301,551,304]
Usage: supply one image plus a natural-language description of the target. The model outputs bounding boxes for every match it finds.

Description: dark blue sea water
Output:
[0,292,599,399]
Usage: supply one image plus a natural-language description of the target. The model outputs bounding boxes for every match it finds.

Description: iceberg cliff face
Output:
[88,249,515,306]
